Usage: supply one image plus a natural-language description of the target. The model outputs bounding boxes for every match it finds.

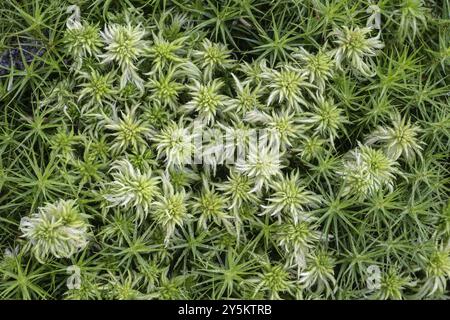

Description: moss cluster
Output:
[0,0,449,300]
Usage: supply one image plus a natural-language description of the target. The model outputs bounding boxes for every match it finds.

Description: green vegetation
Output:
[0,0,449,300]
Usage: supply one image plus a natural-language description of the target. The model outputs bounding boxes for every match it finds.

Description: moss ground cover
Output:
[0,0,449,300]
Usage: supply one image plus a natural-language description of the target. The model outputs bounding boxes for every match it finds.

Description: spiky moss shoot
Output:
[226,74,263,115]
[100,23,147,67]
[277,221,322,269]
[77,68,117,107]
[143,101,171,128]
[184,79,229,125]
[339,145,399,200]
[358,145,400,191]
[331,26,384,77]
[19,199,90,262]
[153,120,196,168]
[215,232,238,250]
[107,271,144,300]
[296,135,327,161]
[64,273,104,300]
[193,39,234,80]
[152,270,189,300]
[373,268,414,300]
[192,178,232,231]
[236,144,284,192]
[301,95,347,144]
[244,109,302,149]
[266,111,304,149]
[418,245,450,297]
[138,258,162,292]
[300,249,337,297]
[127,146,157,171]
[264,65,315,109]
[239,59,269,86]
[105,105,151,154]
[99,211,135,246]
[366,115,423,162]
[309,152,342,183]
[117,82,143,101]
[41,79,76,111]
[153,176,191,244]
[146,33,185,72]
[158,12,191,40]
[105,159,160,224]
[426,248,450,278]
[253,263,294,300]
[293,48,334,91]
[63,22,102,63]
[398,0,428,42]
[87,136,109,161]
[217,169,259,211]
[147,66,184,110]
[263,171,322,224]
[339,151,373,200]
[100,23,147,89]
[359,95,395,127]
[49,127,78,162]
[168,168,200,191]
